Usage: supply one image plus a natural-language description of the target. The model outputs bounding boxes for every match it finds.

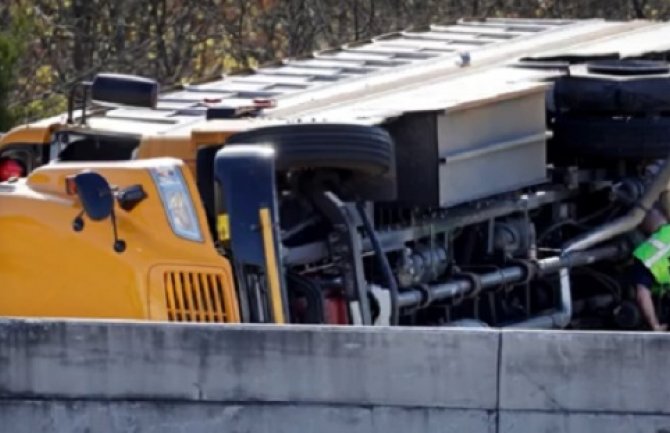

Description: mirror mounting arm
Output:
[110,209,126,253]
[72,210,85,232]
[71,171,127,253]
[66,81,92,125]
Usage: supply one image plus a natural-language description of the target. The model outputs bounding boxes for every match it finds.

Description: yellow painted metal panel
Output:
[0,158,238,322]
[259,207,285,324]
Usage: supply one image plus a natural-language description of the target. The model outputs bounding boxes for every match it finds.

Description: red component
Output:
[324,290,350,325]
[253,98,277,109]
[65,175,78,195]
[0,158,24,182]
[203,97,222,104]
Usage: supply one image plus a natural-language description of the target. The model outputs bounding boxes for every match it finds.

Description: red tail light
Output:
[253,98,277,109]
[0,158,24,182]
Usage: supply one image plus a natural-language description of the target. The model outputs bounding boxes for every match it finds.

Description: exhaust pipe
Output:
[506,268,571,329]
[507,245,628,329]
[397,243,625,310]
[510,157,670,329]
[562,157,670,255]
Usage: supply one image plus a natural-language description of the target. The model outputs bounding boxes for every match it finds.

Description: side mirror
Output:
[74,172,114,221]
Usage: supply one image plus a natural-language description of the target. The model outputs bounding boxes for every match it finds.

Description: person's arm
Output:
[636,284,667,331]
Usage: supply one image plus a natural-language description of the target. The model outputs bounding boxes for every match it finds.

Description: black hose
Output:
[356,202,400,325]
[562,156,670,254]
[537,205,619,246]
[572,267,621,298]
[537,219,587,246]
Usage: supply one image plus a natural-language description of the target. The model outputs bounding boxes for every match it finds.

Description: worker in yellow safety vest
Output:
[631,207,670,331]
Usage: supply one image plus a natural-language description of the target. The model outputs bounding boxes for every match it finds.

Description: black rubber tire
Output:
[225,123,394,176]
[515,52,620,71]
[554,60,670,114]
[587,59,670,76]
[550,114,670,159]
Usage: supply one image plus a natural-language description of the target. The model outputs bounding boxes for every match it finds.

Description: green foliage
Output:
[11,93,67,126]
[0,31,21,131]
[0,5,50,130]
[3,0,670,128]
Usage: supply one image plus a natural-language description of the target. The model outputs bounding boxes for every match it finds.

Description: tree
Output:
[3,0,670,128]
[0,31,21,131]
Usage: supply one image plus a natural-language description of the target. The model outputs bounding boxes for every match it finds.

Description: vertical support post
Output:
[214,145,288,323]
[259,207,286,324]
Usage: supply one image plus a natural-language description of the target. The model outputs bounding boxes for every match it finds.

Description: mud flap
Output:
[214,145,288,323]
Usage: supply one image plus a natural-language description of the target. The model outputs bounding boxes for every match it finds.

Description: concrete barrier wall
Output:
[0,319,498,433]
[499,330,670,433]
[1,319,669,432]
[0,401,496,433]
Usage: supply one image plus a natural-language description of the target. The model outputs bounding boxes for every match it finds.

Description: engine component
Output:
[397,243,626,309]
[369,284,392,326]
[395,244,449,289]
[507,267,572,329]
[613,300,642,330]
[563,155,670,254]
[610,178,645,205]
[286,272,325,324]
[493,219,536,257]
[311,191,372,325]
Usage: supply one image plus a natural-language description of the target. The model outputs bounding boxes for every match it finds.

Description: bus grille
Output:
[164,271,230,322]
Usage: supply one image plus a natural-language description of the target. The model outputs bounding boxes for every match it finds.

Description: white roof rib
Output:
[75,18,670,135]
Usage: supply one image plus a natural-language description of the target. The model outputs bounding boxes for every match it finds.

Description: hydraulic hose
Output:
[356,202,400,325]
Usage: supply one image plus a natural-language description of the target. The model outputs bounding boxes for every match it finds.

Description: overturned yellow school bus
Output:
[2,18,670,330]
